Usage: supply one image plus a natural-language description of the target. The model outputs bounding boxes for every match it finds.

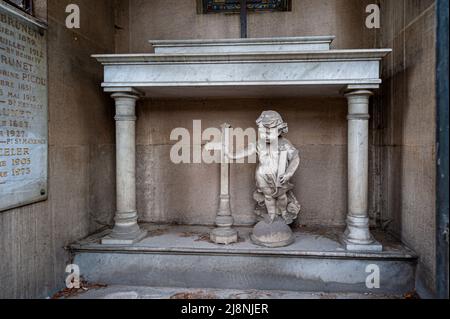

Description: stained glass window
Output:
[5,0,33,15]
[199,0,292,14]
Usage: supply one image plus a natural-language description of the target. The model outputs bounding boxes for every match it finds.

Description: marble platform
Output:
[69,224,417,295]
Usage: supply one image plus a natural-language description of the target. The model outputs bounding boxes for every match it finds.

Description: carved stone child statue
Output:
[227,111,301,247]
[253,111,301,226]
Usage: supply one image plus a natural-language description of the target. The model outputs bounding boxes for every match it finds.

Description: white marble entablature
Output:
[93,45,391,98]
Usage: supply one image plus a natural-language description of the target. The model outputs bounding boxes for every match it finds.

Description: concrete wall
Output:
[126,0,378,226]
[0,0,116,298]
[377,0,437,295]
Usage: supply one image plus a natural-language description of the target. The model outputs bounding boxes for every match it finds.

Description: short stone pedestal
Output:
[251,217,295,248]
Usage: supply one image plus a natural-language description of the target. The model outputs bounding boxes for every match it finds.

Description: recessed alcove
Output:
[91,36,390,250]
[135,97,349,227]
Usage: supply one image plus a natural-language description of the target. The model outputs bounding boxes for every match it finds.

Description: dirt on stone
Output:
[51,281,108,299]
[147,228,169,237]
[170,290,218,299]
[179,231,214,243]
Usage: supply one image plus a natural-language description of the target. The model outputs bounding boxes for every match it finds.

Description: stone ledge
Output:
[68,224,417,261]
[64,285,404,300]
[149,36,336,54]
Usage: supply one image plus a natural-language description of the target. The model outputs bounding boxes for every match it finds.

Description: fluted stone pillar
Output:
[102,91,147,245]
[342,90,382,252]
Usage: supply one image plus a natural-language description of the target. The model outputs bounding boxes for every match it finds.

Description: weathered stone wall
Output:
[378,0,437,295]
[126,0,378,227]
[0,0,116,298]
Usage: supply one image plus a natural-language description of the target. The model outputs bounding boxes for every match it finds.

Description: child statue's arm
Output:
[226,143,257,160]
[280,153,300,185]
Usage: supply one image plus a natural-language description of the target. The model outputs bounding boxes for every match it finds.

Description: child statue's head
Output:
[256,111,288,144]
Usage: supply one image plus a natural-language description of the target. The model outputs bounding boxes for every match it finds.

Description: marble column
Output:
[342,90,382,252]
[102,90,147,245]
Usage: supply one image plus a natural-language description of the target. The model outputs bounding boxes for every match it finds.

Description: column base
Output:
[210,228,238,245]
[340,235,383,252]
[342,214,383,252]
[102,229,148,245]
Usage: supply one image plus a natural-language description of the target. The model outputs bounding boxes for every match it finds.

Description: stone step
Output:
[66,285,404,300]
[69,225,417,295]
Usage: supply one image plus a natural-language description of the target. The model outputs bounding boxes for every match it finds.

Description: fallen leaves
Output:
[404,290,420,299]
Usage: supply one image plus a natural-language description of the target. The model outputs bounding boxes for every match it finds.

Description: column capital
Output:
[345,89,373,117]
[104,87,144,100]
[344,89,374,99]
[340,83,378,96]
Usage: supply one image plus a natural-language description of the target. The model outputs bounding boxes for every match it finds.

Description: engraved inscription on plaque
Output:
[0,5,48,211]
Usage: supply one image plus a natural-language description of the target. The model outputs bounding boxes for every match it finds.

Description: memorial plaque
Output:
[0,4,48,211]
